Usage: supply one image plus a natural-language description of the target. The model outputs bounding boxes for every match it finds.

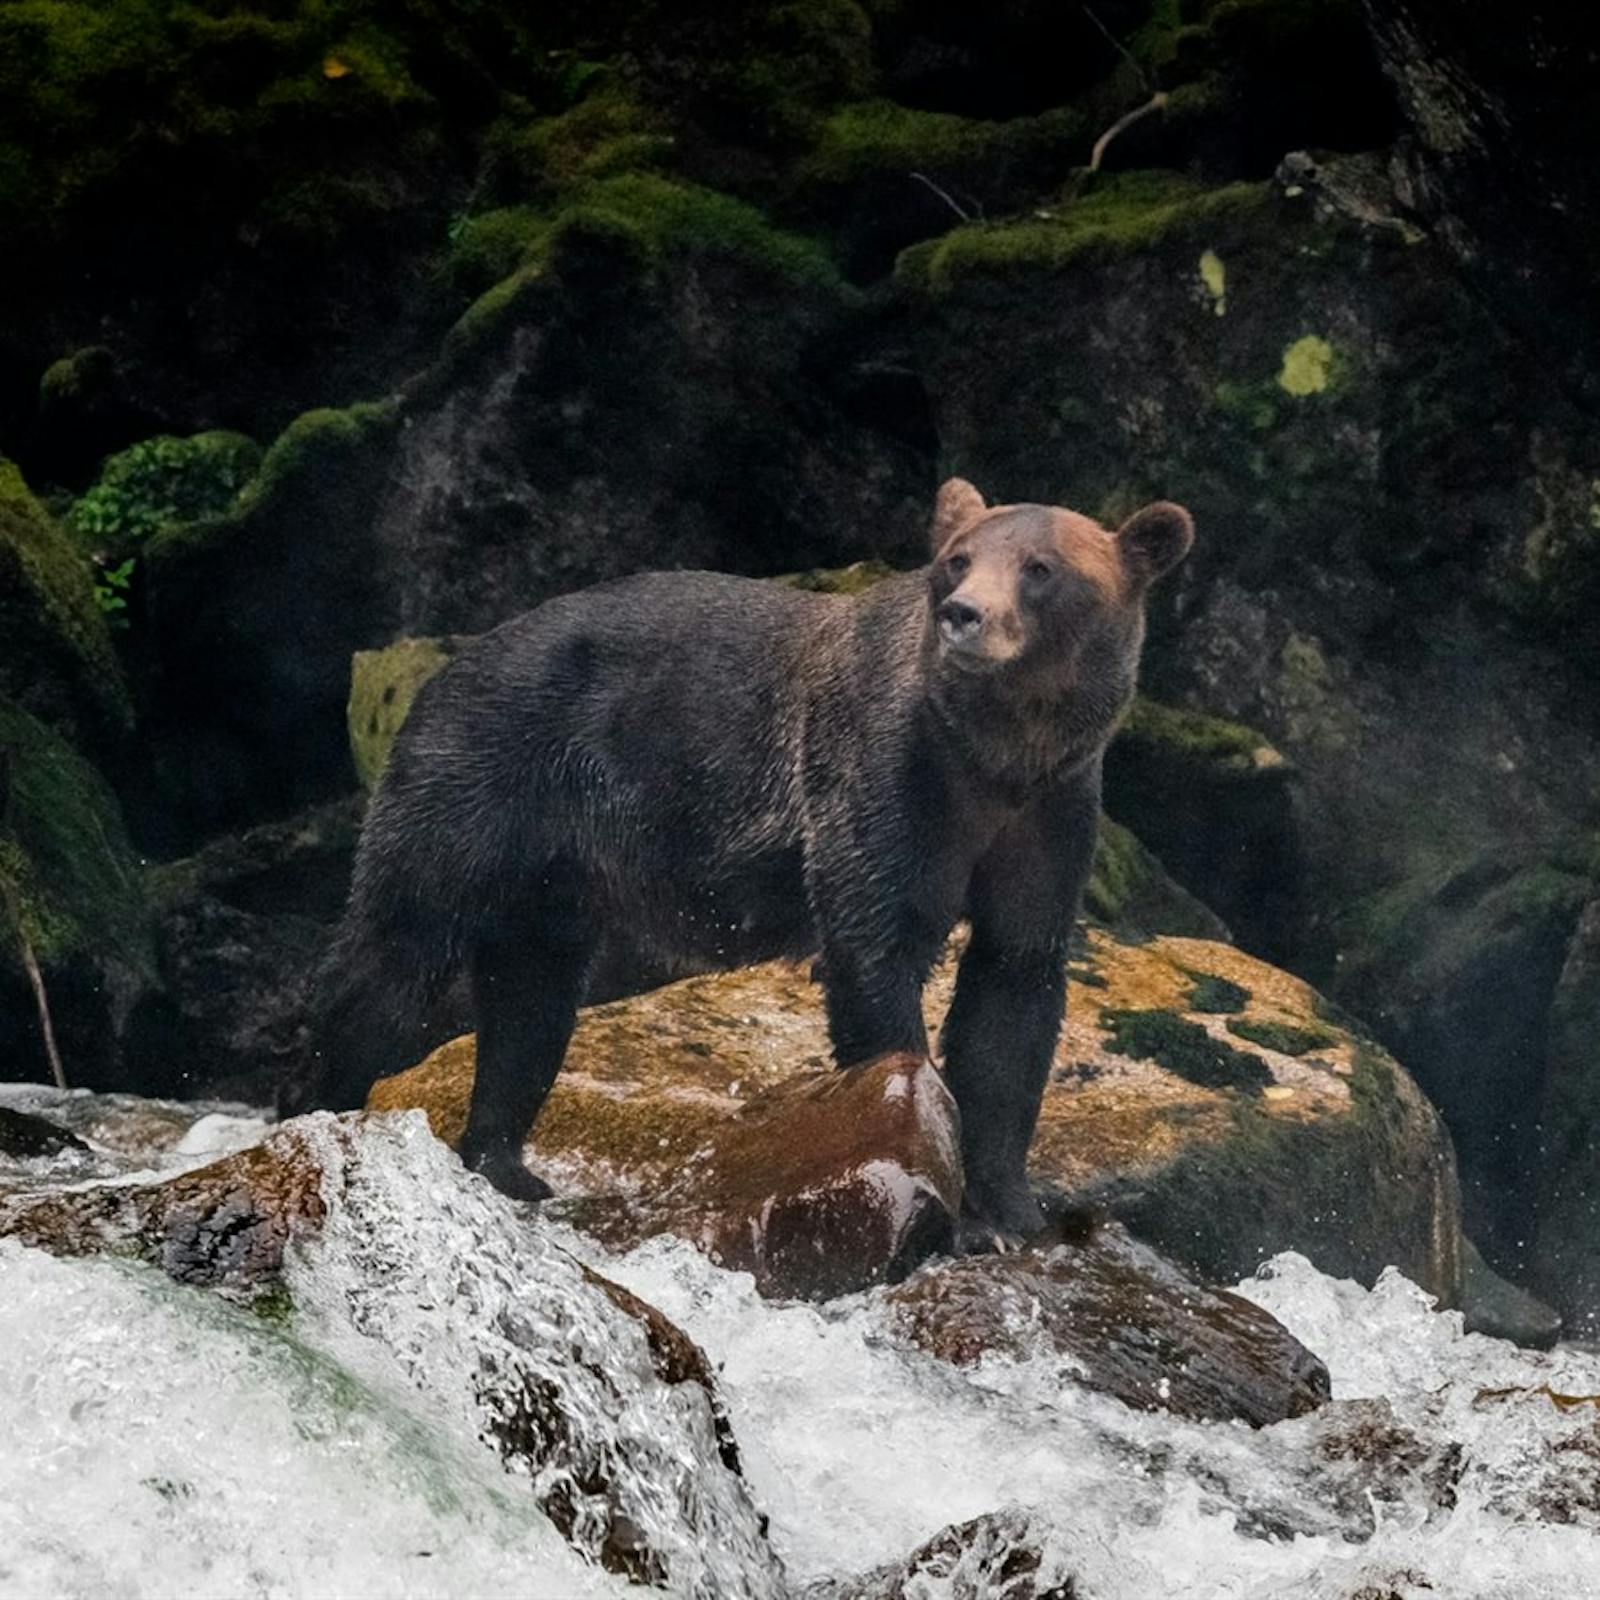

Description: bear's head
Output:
[925,477,1193,683]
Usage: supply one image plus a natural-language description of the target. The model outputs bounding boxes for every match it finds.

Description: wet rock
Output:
[373,1038,963,1300]
[886,1219,1330,1427]
[805,1507,1079,1600]
[0,1119,328,1288]
[1,1111,781,1593]
[371,925,1463,1305]
[1461,1237,1562,1351]
[0,1105,87,1160]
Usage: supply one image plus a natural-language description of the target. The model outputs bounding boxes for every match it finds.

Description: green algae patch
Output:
[0,698,151,973]
[1227,1017,1339,1055]
[897,172,1269,296]
[1278,334,1336,396]
[1101,1006,1275,1093]
[0,458,131,732]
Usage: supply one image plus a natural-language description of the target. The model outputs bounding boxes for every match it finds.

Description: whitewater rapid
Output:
[1,1086,1596,1600]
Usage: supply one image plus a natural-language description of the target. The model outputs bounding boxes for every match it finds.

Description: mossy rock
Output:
[368,925,1463,1305]
[348,637,463,792]
[1085,817,1231,943]
[0,699,151,974]
[0,458,131,739]
[896,171,1271,296]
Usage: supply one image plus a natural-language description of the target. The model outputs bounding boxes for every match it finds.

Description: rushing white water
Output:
[2,1089,1598,1600]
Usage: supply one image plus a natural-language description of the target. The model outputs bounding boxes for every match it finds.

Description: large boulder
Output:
[370,925,1465,1308]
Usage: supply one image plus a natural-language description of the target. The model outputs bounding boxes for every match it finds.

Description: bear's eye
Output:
[946,552,971,576]
[1023,559,1055,582]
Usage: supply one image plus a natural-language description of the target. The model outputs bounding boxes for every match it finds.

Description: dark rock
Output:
[1460,1236,1562,1350]
[0,1104,89,1160]
[805,1506,1079,1600]
[887,1220,1331,1426]
[1532,896,1600,1339]
[138,795,363,1102]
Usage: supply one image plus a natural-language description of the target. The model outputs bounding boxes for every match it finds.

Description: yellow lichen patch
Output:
[346,636,459,790]
[1198,248,1226,315]
[1278,335,1335,396]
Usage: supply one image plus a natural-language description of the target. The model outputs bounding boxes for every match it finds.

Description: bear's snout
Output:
[937,596,985,651]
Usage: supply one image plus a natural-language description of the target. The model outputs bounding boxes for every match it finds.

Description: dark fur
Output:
[311,481,1192,1241]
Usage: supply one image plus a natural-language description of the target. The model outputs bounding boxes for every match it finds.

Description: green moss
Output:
[1085,817,1230,942]
[0,458,131,730]
[0,698,151,973]
[447,174,843,354]
[777,559,898,594]
[896,172,1270,296]
[348,636,459,791]
[70,431,261,548]
[1101,1006,1274,1093]
[1118,697,1284,776]
[237,401,397,521]
[1226,1017,1340,1055]
[442,206,550,296]
[1184,971,1251,1013]
[495,88,675,198]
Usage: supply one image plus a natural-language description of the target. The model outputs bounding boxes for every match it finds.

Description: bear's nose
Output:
[937,597,984,646]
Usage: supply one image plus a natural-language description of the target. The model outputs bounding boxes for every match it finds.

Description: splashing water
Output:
[3,1090,1599,1600]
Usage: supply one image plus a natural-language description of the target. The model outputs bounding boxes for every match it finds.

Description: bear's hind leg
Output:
[458,920,591,1203]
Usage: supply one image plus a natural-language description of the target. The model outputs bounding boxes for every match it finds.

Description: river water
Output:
[1,1085,1596,1600]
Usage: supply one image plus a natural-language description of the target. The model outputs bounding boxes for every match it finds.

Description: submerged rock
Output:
[0,1104,87,1160]
[373,1037,963,1301]
[885,1220,1330,1427]
[370,925,1463,1306]
[0,1112,782,1595]
[804,1507,1080,1600]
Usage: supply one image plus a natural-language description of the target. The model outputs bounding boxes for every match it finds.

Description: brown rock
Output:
[373,1031,962,1300]
[372,927,1462,1304]
[885,1219,1330,1427]
[0,1120,329,1287]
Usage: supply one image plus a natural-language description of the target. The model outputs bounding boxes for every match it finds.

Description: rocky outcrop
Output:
[369,925,1465,1308]
[886,1220,1331,1426]
[0,1112,783,1594]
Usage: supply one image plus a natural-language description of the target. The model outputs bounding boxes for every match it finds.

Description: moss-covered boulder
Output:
[0,697,163,1092]
[366,925,1465,1308]
[0,458,131,741]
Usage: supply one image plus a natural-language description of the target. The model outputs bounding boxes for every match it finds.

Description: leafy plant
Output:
[70,432,261,550]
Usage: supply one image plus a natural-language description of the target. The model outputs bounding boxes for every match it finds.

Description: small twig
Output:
[1089,91,1169,173]
[1,878,67,1091]
[911,171,974,224]
[1083,4,1151,94]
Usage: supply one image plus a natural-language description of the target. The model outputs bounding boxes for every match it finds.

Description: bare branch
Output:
[1089,91,1170,173]
[911,171,975,223]
[1,876,67,1091]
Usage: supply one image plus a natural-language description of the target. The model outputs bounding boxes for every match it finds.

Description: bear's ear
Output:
[929,477,986,555]
[1117,501,1194,585]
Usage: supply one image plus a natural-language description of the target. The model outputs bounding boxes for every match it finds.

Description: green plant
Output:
[70,431,261,549]
[92,556,134,631]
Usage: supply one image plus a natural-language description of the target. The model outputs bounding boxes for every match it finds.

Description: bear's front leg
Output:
[941,779,1098,1250]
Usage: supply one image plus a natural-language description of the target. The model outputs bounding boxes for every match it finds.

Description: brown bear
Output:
[310,478,1193,1245]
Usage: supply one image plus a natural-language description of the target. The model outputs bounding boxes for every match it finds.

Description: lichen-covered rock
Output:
[374,1041,963,1301]
[0,1112,784,1595]
[347,636,464,791]
[886,1219,1331,1426]
[369,926,1463,1306]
